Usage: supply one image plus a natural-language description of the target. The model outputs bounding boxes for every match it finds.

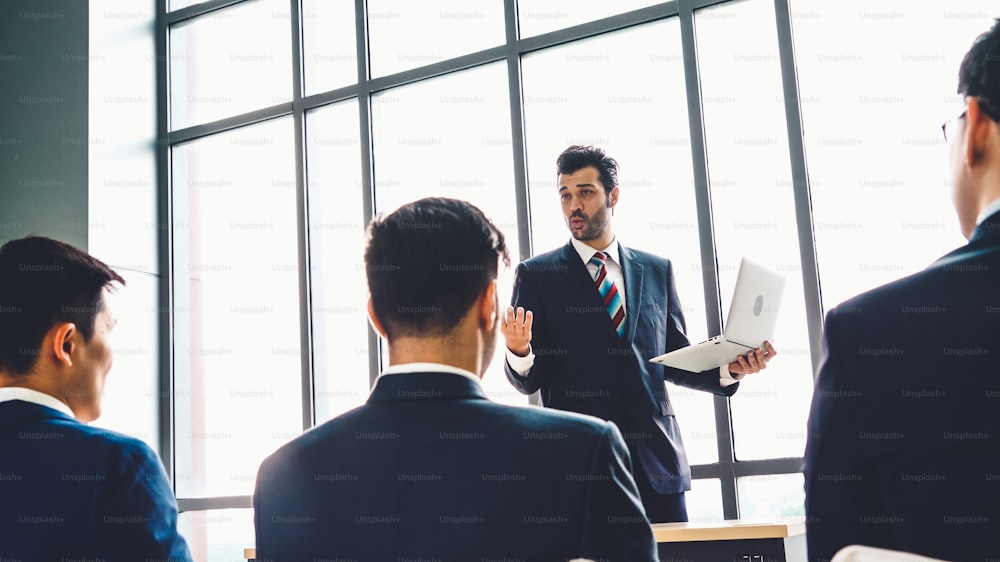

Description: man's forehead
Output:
[557,169,602,189]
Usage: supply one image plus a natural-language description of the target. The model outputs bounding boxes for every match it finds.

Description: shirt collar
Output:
[380,362,483,386]
[976,197,1000,226]
[0,387,76,419]
[570,237,620,265]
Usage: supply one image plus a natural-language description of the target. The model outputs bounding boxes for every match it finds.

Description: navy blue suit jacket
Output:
[253,372,657,562]
[804,214,1000,562]
[0,400,191,561]
[505,242,738,495]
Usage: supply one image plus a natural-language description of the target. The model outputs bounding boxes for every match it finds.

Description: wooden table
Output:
[245,519,806,561]
[653,519,806,562]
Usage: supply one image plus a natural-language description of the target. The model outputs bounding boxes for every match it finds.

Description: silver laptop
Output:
[649,258,786,373]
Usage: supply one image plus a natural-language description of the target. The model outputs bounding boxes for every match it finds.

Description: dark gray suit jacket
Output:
[805,213,1000,562]
[254,371,658,562]
[0,400,191,562]
[505,242,739,495]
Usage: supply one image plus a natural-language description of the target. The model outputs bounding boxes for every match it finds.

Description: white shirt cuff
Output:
[505,346,535,376]
[719,365,742,387]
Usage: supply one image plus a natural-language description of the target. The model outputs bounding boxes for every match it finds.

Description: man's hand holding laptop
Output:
[727,340,777,378]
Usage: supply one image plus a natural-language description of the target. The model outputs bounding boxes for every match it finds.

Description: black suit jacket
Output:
[0,400,191,562]
[505,242,738,494]
[804,214,1000,562]
[254,372,658,562]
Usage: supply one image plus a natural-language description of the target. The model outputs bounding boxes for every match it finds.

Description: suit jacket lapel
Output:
[558,242,624,343]
[557,242,603,304]
[619,245,643,345]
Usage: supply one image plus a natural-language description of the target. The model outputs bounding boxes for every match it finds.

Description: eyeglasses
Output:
[942,97,1000,142]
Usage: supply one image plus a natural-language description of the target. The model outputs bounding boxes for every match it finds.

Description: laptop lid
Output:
[722,257,786,348]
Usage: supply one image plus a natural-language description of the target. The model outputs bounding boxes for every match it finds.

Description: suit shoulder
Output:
[520,247,565,268]
[826,264,951,321]
[494,403,615,441]
[53,422,162,473]
[625,246,669,263]
[53,419,153,453]
[259,404,369,469]
[623,246,671,270]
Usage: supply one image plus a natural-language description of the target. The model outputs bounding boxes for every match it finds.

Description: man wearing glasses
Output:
[805,20,1000,562]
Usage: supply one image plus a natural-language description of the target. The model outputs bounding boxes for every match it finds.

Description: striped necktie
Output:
[589,252,626,339]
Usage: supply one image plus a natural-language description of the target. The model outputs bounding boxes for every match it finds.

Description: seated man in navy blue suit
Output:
[804,21,1000,562]
[503,145,776,522]
[254,197,657,561]
[0,236,191,562]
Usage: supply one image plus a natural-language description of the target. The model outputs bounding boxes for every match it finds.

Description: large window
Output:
[171,117,302,498]
[790,0,992,309]
[696,0,813,462]
[157,0,999,558]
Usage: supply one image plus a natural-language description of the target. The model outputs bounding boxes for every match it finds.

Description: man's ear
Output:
[967,97,995,165]
[608,185,620,208]
[479,280,498,329]
[366,297,387,340]
[49,322,77,367]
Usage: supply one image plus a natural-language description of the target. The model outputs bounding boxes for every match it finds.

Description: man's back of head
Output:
[254,198,657,561]
[0,236,191,562]
[364,197,509,373]
[0,236,125,421]
[950,18,1000,238]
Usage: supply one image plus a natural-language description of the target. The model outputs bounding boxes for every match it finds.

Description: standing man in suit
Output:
[804,21,1000,562]
[254,197,657,561]
[503,145,777,523]
[0,236,192,562]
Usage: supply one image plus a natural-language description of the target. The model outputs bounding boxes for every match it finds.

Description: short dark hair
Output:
[0,236,125,375]
[364,197,510,339]
[556,145,620,196]
[958,19,1000,121]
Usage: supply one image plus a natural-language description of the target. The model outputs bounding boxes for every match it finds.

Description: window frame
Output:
[155,0,819,521]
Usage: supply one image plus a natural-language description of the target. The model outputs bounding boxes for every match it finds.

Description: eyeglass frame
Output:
[942,96,1000,142]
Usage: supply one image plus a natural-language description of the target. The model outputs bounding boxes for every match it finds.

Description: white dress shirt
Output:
[380,362,483,386]
[507,238,739,386]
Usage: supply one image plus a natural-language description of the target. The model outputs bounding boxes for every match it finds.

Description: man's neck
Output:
[386,336,482,377]
[578,232,615,252]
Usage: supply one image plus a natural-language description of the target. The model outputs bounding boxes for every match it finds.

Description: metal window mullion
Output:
[515,2,679,54]
[168,103,294,145]
[177,495,252,512]
[732,457,803,477]
[678,0,739,519]
[367,47,507,93]
[502,0,537,406]
[355,0,379,388]
[301,84,364,112]
[773,0,823,378]
[692,0,736,10]
[167,0,250,25]
[155,0,176,486]
[289,0,314,432]
[692,457,811,480]
[718,455,738,517]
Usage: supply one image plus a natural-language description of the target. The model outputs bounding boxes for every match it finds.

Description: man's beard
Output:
[568,206,610,241]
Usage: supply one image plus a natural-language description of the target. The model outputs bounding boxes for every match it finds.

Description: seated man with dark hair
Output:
[805,19,1000,562]
[254,197,657,561]
[0,236,192,562]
